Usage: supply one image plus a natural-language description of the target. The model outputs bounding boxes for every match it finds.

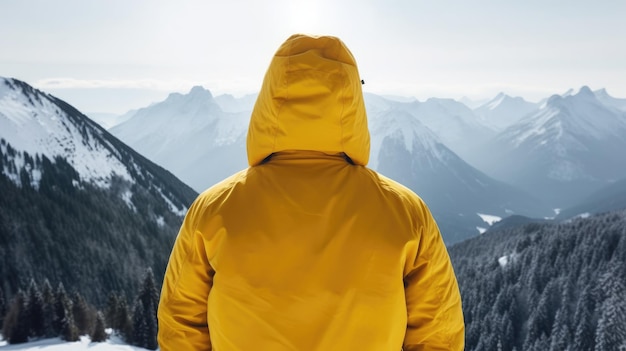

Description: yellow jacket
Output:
[158,34,464,351]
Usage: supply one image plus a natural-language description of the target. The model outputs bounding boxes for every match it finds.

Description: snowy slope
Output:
[474,86,626,206]
[365,95,494,168]
[474,92,539,132]
[594,88,626,112]
[110,86,249,192]
[0,78,131,188]
[0,77,194,212]
[0,335,151,351]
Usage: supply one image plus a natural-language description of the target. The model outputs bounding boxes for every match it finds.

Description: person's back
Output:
[158,34,464,351]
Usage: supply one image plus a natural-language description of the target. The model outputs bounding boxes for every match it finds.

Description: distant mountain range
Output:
[0,77,197,303]
[105,83,626,243]
[4,76,625,245]
[473,87,626,207]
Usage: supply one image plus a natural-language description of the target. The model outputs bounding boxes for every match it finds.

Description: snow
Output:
[155,215,165,228]
[575,212,591,219]
[477,213,502,226]
[368,108,449,169]
[545,208,561,220]
[477,226,487,234]
[474,93,538,132]
[155,186,187,217]
[511,108,560,147]
[0,334,153,351]
[498,255,509,267]
[498,252,519,268]
[0,78,133,188]
[509,85,626,149]
[121,190,136,212]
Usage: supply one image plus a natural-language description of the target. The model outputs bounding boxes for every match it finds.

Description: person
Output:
[157,34,464,351]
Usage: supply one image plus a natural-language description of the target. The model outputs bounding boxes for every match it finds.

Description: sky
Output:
[1,0,625,114]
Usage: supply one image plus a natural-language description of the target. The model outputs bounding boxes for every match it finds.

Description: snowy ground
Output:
[0,334,154,351]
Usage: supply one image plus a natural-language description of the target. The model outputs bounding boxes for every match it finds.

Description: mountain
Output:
[594,88,626,112]
[111,89,552,243]
[369,107,550,244]
[110,86,249,192]
[459,96,489,109]
[0,77,197,304]
[473,92,539,132]
[87,110,134,129]
[556,177,626,220]
[473,86,626,207]
[214,93,258,113]
[369,97,494,166]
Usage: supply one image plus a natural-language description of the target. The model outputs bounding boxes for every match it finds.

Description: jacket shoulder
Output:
[359,167,435,226]
[363,167,426,207]
[186,169,251,223]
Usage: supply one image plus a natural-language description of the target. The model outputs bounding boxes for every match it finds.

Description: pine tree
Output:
[550,307,572,351]
[132,300,147,348]
[115,296,133,342]
[90,311,108,342]
[53,283,70,335]
[41,279,56,337]
[71,291,93,335]
[25,279,45,338]
[0,287,6,331]
[129,268,160,350]
[60,313,79,342]
[53,283,78,341]
[138,268,159,322]
[105,292,119,328]
[525,279,560,348]
[143,303,158,350]
[573,285,596,351]
[595,278,626,350]
[2,290,29,344]
[499,312,516,351]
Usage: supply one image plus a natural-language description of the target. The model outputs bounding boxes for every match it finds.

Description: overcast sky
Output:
[1,0,625,114]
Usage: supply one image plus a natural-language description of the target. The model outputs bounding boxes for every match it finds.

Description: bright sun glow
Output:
[289,0,321,33]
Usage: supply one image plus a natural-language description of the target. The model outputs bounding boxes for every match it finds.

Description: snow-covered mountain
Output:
[0,77,194,205]
[364,95,494,169]
[594,88,626,112]
[107,84,626,241]
[367,97,484,170]
[473,93,539,132]
[0,77,197,303]
[368,107,550,243]
[214,92,258,113]
[473,86,626,207]
[110,86,249,192]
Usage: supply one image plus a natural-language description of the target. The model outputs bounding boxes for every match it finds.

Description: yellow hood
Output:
[247,34,370,166]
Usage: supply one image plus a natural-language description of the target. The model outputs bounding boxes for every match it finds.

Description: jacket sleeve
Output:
[158,200,214,351]
[403,205,465,351]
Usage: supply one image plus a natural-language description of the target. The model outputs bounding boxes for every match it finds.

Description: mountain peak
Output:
[594,88,609,97]
[189,85,213,98]
[576,86,594,97]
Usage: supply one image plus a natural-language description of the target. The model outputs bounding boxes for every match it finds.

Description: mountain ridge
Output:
[0,77,198,303]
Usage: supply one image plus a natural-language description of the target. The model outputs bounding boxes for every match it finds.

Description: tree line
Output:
[1,268,160,350]
[448,209,626,350]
